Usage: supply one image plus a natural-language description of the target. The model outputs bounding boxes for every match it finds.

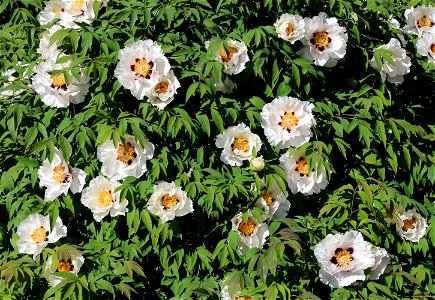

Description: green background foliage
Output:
[0,0,434,299]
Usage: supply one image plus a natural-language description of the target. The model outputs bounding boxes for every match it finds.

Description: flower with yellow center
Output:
[132,58,154,79]
[403,6,435,36]
[44,250,84,287]
[231,212,269,253]
[416,32,435,64]
[17,214,67,260]
[417,15,434,28]
[219,46,239,62]
[310,31,331,51]
[81,176,129,222]
[279,111,299,132]
[52,165,68,183]
[57,260,73,272]
[146,70,181,109]
[206,39,250,75]
[254,178,290,220]
[155,82,169,94]
[295,157,311,177]
[396,209,427,242]
[274,13,305,44]
[314,231,376,288]
[147,182,194,223]
[116,142,137,165]
[216,123,262,166]
[261,188,274,206]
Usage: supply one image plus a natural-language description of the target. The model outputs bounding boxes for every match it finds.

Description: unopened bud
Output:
[250,156,265,172]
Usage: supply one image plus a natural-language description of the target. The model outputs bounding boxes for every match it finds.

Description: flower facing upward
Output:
[403,6,435,36]
[97,134,155,180]
[38,148,87,201]
[206,39,250,75]
[261,96,315,149]
[32,51,90,108]
[215,123,262,167]
[274,14,305,44]
[231,212,269,253]
[17,214,67,260]
[114,40,171,100]
[314,231,376,288]
[396,209,428,243]
[44,250,85,287]
[254,178,291,220]
[416,32,435,63]
[80,176,129,222]
[146,70,181,109]
[147,182,194,223]
[279,151,328,195]
[298,12,348,67]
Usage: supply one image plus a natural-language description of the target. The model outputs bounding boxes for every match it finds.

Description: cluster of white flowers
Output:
[114,40,180,109]
[275,12,348,67]
[314,231,390,288]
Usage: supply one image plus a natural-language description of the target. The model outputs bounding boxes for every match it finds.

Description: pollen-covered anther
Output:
[238,217,256,236]
[279,111,298,132]
[52,165,68,183]
[330,247,354,267]
[402,217,416,231]
[161,194,178,209]
[50,73,67,91]
[98,189,113,207]
[31,227,48,244]
[231,138,249,152]
[131,58,154,79]
[57,260,73,272]
[116,143,137,165]
[286,23,294,35]
[155,82,169,94]
[310,31,331,51]
[261,188,274,206]
[219,46,238,62]
[417,15,435,28]
[295,158,310,177]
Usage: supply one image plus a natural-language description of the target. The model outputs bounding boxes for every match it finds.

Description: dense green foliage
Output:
[0,0,434,299]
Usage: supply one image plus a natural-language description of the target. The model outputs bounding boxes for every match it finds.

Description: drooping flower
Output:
[32,51,90,108]
[37,25,62,59]
[250,156,265,172]
[314,231,376,288]
[80,176,128,222]
[298,12,348,67]
[369,247,390,280]
[206,39,250,75]
[38,148,86,201]
[231,212,269,253]
[97,134,154,180]
[147,181,194,223]
[215,123,262,167]
[416,33,435,63]
[44,250,85,287]
[146,70,180,109]
[254,178,290,220]
[114,40,171,100]
[274,13,305,44]
[396,209,428,243]
[403,6,435,36]
[260,96,315,149]
[369,38,411,84]
[17,214,67,260]
[279,150,328,195]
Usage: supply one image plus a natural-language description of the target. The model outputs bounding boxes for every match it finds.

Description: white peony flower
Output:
[250,156,265,172]
[403,6,435,36]
[254,178,290,220]
[215,123,262,167]
[97,134,154,181]
[44,251,85,287]
[221,284,253,300]
[274,13,305,44]
[206,39,250,75]
[231,212,269,253]
[416,32,435,63]
[279,151,328,195]
[314,231,376,288]
[146,70,180,109]
[260,96,315,149]
[114,40,171,100]
[38,148,87,201]
[17,214,67,260]
[80,176,128,222]
[147,181,194,223]
[369,247,390,280]
[297,12,348,67]
[37,25,62,59]
[396,209,428,243]
[215,77,235,94]
[32,51,90,108]
[38,0,68,26]
[370,38,411,84]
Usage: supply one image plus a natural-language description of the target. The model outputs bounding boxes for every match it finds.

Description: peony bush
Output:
[0,0,434,299]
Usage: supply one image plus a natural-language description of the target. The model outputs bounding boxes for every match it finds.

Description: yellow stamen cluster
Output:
[279,111,298,132]
[286,23,294,35]
[219,46,238,62]
[117,143,137,165]
[232,138,249,152]
[133,59,153,78]
[161,194,178,209]
[57,260,73,272]
[31,227,48,244]
[417,15,434,28]
[51,73,66,88]
[310,31,331,51]
[155,82,169,94]
[238,217,256,236]
[402,218,416,231]
[261,188,274,206]
[98,189,113,207]
[334,249,353,267]
[52,165,68,183]
[295,158,310,176]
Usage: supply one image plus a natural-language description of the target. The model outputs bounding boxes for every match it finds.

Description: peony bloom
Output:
[17,214,67,260]
[32,51,90,108]
[206,39,250,75]
[38,148,86,201]
[250,156,265,172]
[221,284,254,300]
[38,0,68,26]
[114,40,171,100]
[403,6,435,36]
[298,12,348,67]
[37,25,62,59]
[370,38,411,84]
[396,209,428,243]
[254,178,290,220]
[44,250,85,287]
[279,151,328,195]
[215,77,235,94]
[260,96,315,149]
[80,176,128,222]
[97,134,154,181]
[231,212,269,253]
[369,247,390,280]
[147,181,194,223]
[314,231,376,288]
[274,13,305,44]
[146,70,180,109]
[416,32,435,63]
[215,123,262,167]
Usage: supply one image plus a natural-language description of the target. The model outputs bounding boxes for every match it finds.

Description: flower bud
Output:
[250,157,265,172]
